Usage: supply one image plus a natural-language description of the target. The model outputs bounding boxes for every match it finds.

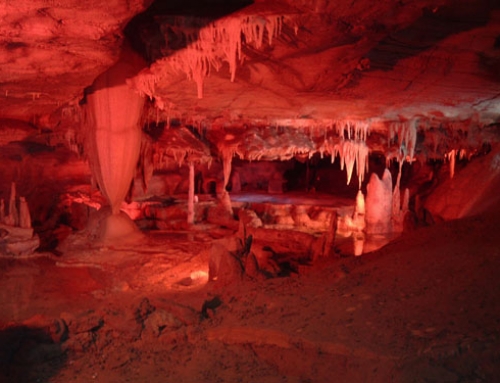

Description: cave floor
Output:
[1,210,500,382]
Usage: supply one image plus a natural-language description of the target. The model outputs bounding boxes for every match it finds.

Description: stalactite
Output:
[459,149,467,160]
[389,120,417,162]
[332,140,369,186]
[335,120,369,141]
[322,120,371,185]
[132,13,289,99]
[343,142,356,185]
[447,149,457,179]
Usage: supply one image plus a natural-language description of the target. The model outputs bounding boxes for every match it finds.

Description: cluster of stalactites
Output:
[334,120,369,142]
[134,13,289,100]
[445,148,469,179]
[317,120,370,186]
[388,120,417,163]
[336,120,369,186]
[334,141,369,187]
[0,182,32,229]
[152,145,213,169]
[388,119,475,180]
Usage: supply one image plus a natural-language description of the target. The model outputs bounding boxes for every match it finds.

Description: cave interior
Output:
[1,0,500,382]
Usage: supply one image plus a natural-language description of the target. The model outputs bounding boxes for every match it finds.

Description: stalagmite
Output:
[353,234,364,257]
[365,169,393,234]
[0,184,40,256]
[356,190,366,215]
[19,197,31,229]
[352,190,366,231]
[188,162,195,225]
[5,182,18,227]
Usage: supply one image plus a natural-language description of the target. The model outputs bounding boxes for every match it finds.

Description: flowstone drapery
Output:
[85,55,145,242]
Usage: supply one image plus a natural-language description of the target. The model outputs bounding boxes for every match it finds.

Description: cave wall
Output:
[425,144,500,220]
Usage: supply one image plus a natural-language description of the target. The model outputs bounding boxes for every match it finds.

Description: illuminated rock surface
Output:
[0,0,500,382]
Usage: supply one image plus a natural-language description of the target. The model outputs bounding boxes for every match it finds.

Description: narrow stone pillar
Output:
[188,162,195,225]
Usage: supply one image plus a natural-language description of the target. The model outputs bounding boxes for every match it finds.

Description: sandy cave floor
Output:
[1,210,500,383]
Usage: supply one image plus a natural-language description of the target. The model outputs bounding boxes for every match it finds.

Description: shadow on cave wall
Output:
[124,0,254,63]
[366,0,499,71]
[0,325,67,383]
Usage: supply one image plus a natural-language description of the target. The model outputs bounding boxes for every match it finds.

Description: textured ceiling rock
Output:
[0,0,499,130]
[0,0,152,120]
[130,0,500,127]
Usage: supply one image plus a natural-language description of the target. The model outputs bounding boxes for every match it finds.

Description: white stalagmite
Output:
[353,234,364,257]
[365,169,393,234]
[188,162,195,225]
[355,189,365,215]
[352,190,366,231]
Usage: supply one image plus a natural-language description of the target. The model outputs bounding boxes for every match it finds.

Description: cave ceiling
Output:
[1,0,499,145]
